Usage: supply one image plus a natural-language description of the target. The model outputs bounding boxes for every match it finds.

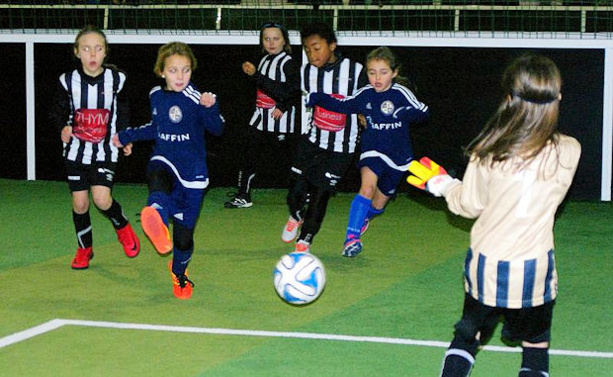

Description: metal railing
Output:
[1,2,612,36]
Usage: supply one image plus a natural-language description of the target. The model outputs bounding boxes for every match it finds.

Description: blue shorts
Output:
[358,155,406,196]
[147,159,205,229]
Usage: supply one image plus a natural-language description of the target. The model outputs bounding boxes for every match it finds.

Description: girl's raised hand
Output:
[242,61,256,76]
[200,92,217,108]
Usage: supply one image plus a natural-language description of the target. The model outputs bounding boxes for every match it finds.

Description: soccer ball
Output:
[273,252,326,305]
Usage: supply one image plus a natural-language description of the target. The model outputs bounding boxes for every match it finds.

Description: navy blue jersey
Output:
[119,82,224,188]
[307,83,429,169]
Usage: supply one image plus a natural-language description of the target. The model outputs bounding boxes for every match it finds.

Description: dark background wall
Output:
[0,42,605,200]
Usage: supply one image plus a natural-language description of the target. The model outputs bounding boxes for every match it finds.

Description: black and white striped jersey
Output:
[54,66,127,165]
[301,55,365,154]
[249,51,301,134]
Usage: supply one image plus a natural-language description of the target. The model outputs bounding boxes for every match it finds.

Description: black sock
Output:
[519,347,549,376]
[101,199,128,230]
[73,210,93,248]
[441,348,475,377]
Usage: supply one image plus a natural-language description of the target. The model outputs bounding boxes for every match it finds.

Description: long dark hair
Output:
[467,55,562,168]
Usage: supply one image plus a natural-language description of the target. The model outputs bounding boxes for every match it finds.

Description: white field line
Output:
[1,319,612,359]
[0,319,66,348]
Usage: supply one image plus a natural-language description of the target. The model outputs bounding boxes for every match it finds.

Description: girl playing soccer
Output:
[282,22,367,254]
[113,42,224,299]
[224,21,301,209]
[305,46,430,257]
[408,55,581,376]
[50,25,140,270]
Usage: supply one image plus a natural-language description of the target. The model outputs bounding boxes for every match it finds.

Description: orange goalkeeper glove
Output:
[407,157,460,197]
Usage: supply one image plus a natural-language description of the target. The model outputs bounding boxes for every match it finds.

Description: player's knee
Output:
[72,196,90,213]
[358,181,377,199]
[92,193,112,211]
[451,318,480,356]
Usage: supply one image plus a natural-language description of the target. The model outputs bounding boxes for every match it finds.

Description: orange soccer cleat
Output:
[140,206,172,254]
[168,261,194,300]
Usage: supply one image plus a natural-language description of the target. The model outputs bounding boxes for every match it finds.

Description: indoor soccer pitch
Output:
[0,179,611,376]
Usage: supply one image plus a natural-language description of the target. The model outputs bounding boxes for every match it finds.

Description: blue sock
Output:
[172,247,193,276]
[345,194,371,243]
[147,191,170,227]
[366,205,384,221]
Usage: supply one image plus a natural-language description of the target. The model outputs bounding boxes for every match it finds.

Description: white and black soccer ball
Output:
[273,252,326,305]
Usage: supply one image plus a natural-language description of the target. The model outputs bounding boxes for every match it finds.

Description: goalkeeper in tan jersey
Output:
[408,55,581,377]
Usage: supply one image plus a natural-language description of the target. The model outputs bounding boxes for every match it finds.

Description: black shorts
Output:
[290,139,354,192]
[66,160,117,192]
[456,293,554,346]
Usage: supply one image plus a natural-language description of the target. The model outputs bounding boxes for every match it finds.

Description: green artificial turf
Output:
[0,179,611,376]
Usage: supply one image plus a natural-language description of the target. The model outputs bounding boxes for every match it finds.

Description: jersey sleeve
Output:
[115,89,130,131]
[395,85,430,123]
[200,102,225,137]
[306,91,364,115]
[49,78,72,133]
[443,158,488,219]
[254,57,301,111]
[118,121,157,145]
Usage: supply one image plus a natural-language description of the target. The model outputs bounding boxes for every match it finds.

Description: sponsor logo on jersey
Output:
[169,105,183,123]
[73,108,110,143]
[380,100,395,115]
[158,133,191,142]
[313,94,347,132]
[370,121,403,130]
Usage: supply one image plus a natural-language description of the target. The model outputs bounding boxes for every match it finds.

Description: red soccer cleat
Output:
[116,223,140,258]
[71,247,94,270]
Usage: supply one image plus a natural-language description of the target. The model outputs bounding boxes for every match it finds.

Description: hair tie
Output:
[512,91,558,104]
